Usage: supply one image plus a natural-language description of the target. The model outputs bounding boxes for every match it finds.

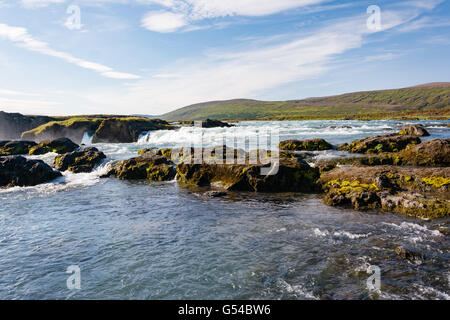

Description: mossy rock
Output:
[279,139,333,151]
[341,134,421,154]
[0,156,61,187]
[176,159,320,193]
[319,165,450,219]
[29,138,79,155]
[54,147,106,173]
[104,155,176,181]
[398,124,430,137]
[0,140,37,155]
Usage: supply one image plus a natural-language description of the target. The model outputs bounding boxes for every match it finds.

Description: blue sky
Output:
[0,0,449,115]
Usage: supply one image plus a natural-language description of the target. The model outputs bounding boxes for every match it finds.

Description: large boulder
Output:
[103,155,176,181]
[28,138,79,155]
[0,140,37,155]
[396,139,450,167]
[279,139,333,151]
[399,124,430,137]
[338,134,421,154]
[176,158,320,193]
[319,166,450,219]
[92,118,173,143]
[54,147,106,173]
[0,156,62,187]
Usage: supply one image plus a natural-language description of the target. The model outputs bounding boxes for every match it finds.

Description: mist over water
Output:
[0,120,449,299]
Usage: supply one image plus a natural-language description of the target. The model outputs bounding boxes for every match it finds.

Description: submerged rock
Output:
[338,134,421,154]
[0,156,61,187]
[54,147,106,173]
[0,140,37,155]
[29,138,79,155]
[399,124,430,137]
[279,139,333,151]
[103,155,176,181]
[319,166,450,219]
[395,246,425,264]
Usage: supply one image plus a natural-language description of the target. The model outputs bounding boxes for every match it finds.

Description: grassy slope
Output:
[161,84,450,121]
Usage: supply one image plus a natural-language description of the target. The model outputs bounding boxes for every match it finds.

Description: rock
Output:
[0,156,61,187]
[338,134,421,154]
[28,138,79,155]
[138,148,173,159]
[279,139,333,151]
[375,175,394,189]
[176,157,320,193]
[54,147,106,173]
[395,246,425,264]
[396,139,449,166]
[0,140,37,155]
[103,155,176,181]
[0,111,55,140]
[179,119,233,128]
[399,124,430,137]
[200,191,228,198]
[319,166,450,219]
[92,118,173,143]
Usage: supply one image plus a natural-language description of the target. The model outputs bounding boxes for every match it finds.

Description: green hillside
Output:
[161,83,450,121]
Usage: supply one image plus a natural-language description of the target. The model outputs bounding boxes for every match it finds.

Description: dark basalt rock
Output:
[279,139,333,151]
[29,138,79,155]
[103,155,176,181]
[338,134,421,154]
[0,140,37,155]
[0,156,61,187]
[399,124,430,137]
[54,147,106,173]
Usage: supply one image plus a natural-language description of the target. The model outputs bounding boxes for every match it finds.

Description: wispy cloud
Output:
[141,0,329,32]
[82,4,430,113]
[0,23,141,79]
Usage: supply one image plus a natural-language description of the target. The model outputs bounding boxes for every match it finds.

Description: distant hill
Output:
[161,83,450,121]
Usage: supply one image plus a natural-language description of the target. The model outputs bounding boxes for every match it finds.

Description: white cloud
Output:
[82,3,439,114]
[141,11,188,32]
[0,23,141,79]
[20,0,66,8]
[141,0,328,32]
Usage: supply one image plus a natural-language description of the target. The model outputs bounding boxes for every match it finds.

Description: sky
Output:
[0,0,449,116]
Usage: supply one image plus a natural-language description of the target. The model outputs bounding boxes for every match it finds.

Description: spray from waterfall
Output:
[81,132,94,145]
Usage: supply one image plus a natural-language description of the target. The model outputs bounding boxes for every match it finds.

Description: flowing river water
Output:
[0,120,449,299]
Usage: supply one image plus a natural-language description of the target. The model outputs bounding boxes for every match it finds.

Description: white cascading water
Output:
[81,131,94,145]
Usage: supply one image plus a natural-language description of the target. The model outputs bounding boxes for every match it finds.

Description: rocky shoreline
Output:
[0,124,448,219]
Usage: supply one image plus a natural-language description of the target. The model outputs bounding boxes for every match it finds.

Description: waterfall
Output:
[137,131,150,144]
[81,132,94,145]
